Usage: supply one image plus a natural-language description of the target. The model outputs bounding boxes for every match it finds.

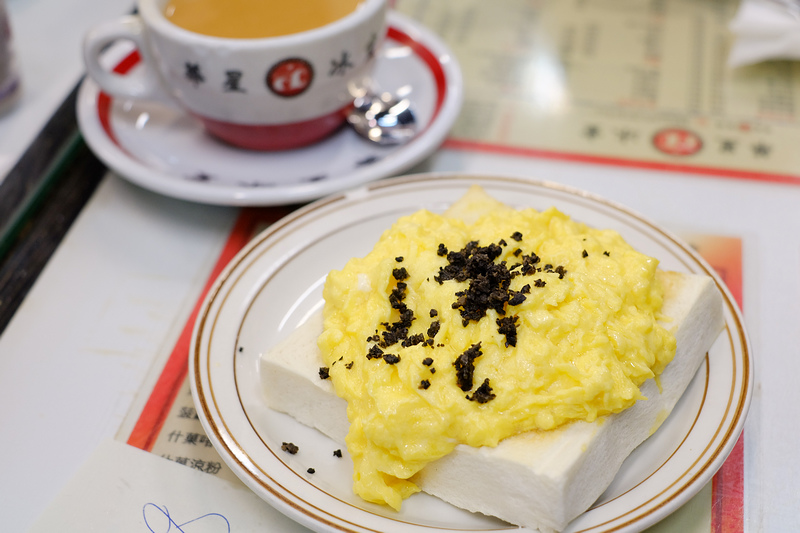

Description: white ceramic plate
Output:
[76,12,462,206]
[190,174,752,533]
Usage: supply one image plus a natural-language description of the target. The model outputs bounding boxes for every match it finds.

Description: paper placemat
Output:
[394,0,800,185]
[116,204,745,532]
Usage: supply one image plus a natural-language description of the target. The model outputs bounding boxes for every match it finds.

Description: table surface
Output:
[0,0,797,531]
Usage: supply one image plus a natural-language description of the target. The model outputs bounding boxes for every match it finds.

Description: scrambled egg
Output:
[318,197,676,510]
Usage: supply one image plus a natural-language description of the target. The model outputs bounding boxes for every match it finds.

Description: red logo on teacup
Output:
[266,58,314,97]
[652,128,703,156]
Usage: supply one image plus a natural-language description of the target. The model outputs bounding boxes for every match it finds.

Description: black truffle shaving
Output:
[333,449,343,458]
[422,357,434,366]
[376,261,420,350]
[367,345,384,360]
[508,291,526,306]
[401,333,425,347]
[497,315,519,347]
[434,239,561,325]
[520,253,541,275]
[435,241,502,284]
[451,264,513,324]
[467,378,496,403]
[379,307,416,348]
[419,379,431,390]
[389,283,407,309]
[453,343,482,391]
[381,327,406,347]
[369,233,569,382]
[318,367,330,380]
[281,442,299,454]
[393,267,409,281]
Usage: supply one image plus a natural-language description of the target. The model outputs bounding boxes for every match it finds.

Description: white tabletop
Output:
[0,1,797,532]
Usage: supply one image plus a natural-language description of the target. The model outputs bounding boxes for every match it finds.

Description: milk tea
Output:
[164,0,364,39]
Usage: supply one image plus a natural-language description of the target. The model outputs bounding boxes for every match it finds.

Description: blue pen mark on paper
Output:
[143,503,230,532]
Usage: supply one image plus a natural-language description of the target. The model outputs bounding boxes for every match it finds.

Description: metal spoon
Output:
[347,91,417,146]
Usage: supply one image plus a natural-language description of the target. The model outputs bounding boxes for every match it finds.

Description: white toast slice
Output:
[262,270,722,532]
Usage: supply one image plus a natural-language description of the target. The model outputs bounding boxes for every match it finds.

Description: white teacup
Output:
[83,0,386,150]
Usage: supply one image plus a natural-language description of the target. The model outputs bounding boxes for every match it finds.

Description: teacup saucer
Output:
[76,11,462,206]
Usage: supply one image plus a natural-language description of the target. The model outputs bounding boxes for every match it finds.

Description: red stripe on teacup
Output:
[96,27,447,150]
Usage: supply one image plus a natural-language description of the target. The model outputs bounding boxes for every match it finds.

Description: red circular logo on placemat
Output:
[266,58,314,97]
[652,128,703,156]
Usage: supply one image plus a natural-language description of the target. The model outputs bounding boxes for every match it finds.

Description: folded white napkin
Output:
[728,0,800,67]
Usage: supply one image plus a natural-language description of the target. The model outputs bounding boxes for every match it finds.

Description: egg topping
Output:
[318,204,676,510]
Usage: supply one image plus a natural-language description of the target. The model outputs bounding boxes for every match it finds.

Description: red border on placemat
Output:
[126,207,288,451]
[711,249,745,533]
[712,435,745,532]
[444,138,800,187]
